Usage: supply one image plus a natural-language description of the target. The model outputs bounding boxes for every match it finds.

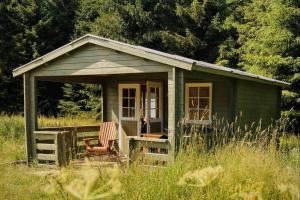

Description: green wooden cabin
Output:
[13,34,289,166]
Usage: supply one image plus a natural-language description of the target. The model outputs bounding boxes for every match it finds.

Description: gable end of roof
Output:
[12,34,290,88]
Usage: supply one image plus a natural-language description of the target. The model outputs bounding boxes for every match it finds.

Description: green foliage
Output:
[220,0,300,129]
[0,0,78,114]
[74,0,228,62]
[0,0,299,128]
[58,84,102,119]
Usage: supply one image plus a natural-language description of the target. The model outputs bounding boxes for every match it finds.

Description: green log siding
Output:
[235,80,281,127]
[31,44,171,77]
[183,70,234,121]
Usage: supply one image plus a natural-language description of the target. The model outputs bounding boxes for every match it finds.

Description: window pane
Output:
[150,87,155,94]
[129,108,135,117]
[189,98,198,108]
[123,89,128,97]
[189,109,199,120]
[156,98,159,109]
[150,95,156,109]
[123,108,128,117]
[129,89,136,97]
[199,99,209,109]
[150,108,160,118]
[150,88,156,99]
[122,98,128,107]
[189,87,198,97]
[199,87,209,97]
[156,88,159,97]
[129,98,135,107]
[199,109,209,120]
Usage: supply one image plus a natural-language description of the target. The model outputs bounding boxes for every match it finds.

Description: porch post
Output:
[175,69,185,151]
[168,68,176,163]
[23,73,37,165]
[102,81,107,122]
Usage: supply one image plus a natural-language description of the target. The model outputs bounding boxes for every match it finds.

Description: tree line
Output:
[0,0,299,128]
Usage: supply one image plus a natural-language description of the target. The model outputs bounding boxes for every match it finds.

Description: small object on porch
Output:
[141,133,168,139]
[83,122,123,165]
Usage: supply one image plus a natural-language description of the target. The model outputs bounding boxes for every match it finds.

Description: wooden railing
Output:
[128,136,170,165]
[35,125,99,166]
[35,126,171,167]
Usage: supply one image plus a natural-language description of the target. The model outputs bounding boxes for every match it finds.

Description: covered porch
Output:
[23,71,179,166]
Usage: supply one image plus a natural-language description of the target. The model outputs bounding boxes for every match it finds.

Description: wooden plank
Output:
[128,136,168,143]
[168,68,176,163]
[23,73,37,164]
[38,125,99,132]
[89,37,192,70]
[13,36,89,77]
[136,141,169,149]
[192,65,288,87]
[33,65,170,77]
[143,153,169,162]
[36,143,56,151]
[77,135,98,141]
[35,131,61,134]
[35,131,59,141]
[47,58,162,70]
[37,153,56,161]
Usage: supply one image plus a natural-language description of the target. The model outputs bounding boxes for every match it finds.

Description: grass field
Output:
[0,115,299,200]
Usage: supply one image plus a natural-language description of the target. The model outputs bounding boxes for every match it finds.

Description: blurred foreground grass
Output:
[0,115,299,200]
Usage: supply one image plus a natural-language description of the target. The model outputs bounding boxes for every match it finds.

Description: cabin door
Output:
[146,81,163,133]
[118,84,140,151]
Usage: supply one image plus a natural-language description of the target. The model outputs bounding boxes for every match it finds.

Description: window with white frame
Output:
[185,83,212,123]
[121,88,137,118]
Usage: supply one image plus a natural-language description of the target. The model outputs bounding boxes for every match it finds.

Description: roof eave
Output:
[12,35,91,77]
[192,64,290,88]
[12,34,193,77]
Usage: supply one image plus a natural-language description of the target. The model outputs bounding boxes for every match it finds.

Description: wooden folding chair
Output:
[83,122,121,161]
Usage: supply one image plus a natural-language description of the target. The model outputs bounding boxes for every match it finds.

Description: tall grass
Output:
[0,114,100,162]
[44,115,300,200]
[0,114,299,199]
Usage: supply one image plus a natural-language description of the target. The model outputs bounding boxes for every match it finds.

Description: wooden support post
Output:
[127,137,136,165]
[175,69,185,152]
[168,68,176,163]
[102,81,107,122]
[23,73,37,165]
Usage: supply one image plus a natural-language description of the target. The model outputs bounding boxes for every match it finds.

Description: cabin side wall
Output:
[235,80,281,127]
[183,70,235,121]
[180,70,281,128]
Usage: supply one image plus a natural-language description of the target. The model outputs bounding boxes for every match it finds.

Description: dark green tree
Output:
[218,0,300,130]
[0,0,78,114]
[58,84,102,119]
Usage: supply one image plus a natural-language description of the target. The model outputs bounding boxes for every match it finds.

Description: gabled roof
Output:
[13,34,289,87]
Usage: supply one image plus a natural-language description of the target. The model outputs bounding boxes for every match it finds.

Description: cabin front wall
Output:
[102,73,169,155]
[24,43,177,163]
